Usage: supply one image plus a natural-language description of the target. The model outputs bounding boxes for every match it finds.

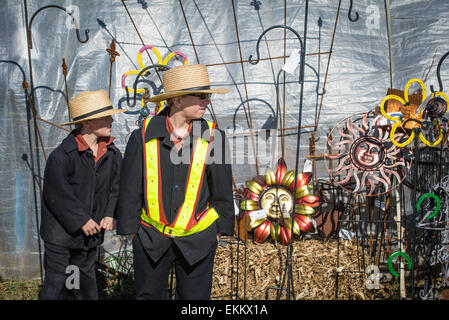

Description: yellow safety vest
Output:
[140,118,219,237]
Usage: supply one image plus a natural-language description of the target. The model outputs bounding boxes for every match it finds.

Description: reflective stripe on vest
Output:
[140,118,219,237]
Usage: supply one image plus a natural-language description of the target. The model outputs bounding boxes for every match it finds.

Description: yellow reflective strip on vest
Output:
[175,136,209,230]
[143,119,161,222]
[142,207,219,237]
[141,119,219,237]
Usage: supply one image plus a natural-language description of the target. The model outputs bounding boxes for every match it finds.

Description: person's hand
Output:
[129,233,136,240]
[217,233,221,242]
[100,217,116,231]
[81,219,101,236]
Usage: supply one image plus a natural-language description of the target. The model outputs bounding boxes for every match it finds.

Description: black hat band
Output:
[72,105,113,122]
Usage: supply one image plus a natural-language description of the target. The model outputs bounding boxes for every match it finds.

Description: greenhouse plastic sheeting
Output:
[1,0,448,279]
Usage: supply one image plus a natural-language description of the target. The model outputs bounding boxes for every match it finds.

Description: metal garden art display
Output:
[325,111,410,196]
[415,177,449,298]
[240,158,321,245]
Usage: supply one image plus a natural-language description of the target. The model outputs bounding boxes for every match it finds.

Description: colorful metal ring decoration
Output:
[121,45,188,117]
[240,158,321,245]
[379,78,447,148]
[388,251,413,278]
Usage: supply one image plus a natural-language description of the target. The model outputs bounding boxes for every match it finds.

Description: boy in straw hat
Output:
[39,89,126,299]
[116,64,235,299]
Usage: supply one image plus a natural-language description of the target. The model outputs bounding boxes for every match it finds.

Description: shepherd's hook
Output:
[27,5,89,49]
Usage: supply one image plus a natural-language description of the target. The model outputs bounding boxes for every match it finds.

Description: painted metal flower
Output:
[240,158,321,245]
[379,78,448,148]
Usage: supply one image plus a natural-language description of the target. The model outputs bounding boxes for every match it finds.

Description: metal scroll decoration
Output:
[121,45,188,116]
[240,158,321,245]
[325,111,411,196]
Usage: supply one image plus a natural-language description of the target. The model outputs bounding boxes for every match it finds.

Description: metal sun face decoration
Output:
[240,158,321,245]
[325,112,410,196]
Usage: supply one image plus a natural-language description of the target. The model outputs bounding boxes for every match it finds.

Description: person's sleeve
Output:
[115,129,143,235]
[42,152,90,233]
[207,129,235,236]
[104,148,122,218]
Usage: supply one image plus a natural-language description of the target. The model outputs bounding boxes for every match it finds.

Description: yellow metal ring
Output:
[404,78,426,104]
[137,46,162,71]
[162,51,189,65]
[419,120,443,147]
[390,121,415,148]
[122,70,146,94]
[380,95,406,122]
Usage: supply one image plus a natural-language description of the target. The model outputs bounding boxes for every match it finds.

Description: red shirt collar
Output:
[166,116,192,148]
[74,133,115,164]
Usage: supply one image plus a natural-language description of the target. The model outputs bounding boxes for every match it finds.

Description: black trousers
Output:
[39,242,98,300]
[132,233,217,300]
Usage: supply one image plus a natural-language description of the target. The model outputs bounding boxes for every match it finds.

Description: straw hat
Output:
[149,64,228,102]
[61,89,127,125]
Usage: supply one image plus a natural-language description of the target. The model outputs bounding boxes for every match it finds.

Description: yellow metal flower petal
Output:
[270,222,281,241]
[284,218,300,235]
[265,168,276,186]
[390,121,415,148]
[240,200,259,211]
[281,170,295,188]
[295,204,315,215]
[295,185,312,199]
[246,180,263,195]
[380,94,406,122]
[404,78,426,104]
[250,217,266,229]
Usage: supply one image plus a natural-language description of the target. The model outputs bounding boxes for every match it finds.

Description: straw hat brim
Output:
[149,87,229,102]
[61,108,127,126]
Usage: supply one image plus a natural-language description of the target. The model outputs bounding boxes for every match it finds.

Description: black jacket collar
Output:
[144,107,213,143]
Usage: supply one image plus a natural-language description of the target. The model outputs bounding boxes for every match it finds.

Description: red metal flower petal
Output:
[289,172,312,191]
[275,158,288,185]
[253,220,271,243]
[295,214,315,233]
[279,223,292,245]
[296,195,321,207]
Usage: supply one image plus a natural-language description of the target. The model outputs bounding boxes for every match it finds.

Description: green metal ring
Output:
[387,251,413,278]
[416,193,441,220]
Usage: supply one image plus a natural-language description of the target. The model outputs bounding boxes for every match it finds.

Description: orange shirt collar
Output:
[74,132,115,163]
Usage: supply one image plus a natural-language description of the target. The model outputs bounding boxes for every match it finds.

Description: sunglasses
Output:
[186,93,213,100]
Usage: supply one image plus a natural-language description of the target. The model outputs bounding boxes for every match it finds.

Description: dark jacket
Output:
[40,131,122,249]
[115,108,235,265]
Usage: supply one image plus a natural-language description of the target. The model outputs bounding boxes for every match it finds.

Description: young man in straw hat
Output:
[116,64,235,299]
[39,89,127,299]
